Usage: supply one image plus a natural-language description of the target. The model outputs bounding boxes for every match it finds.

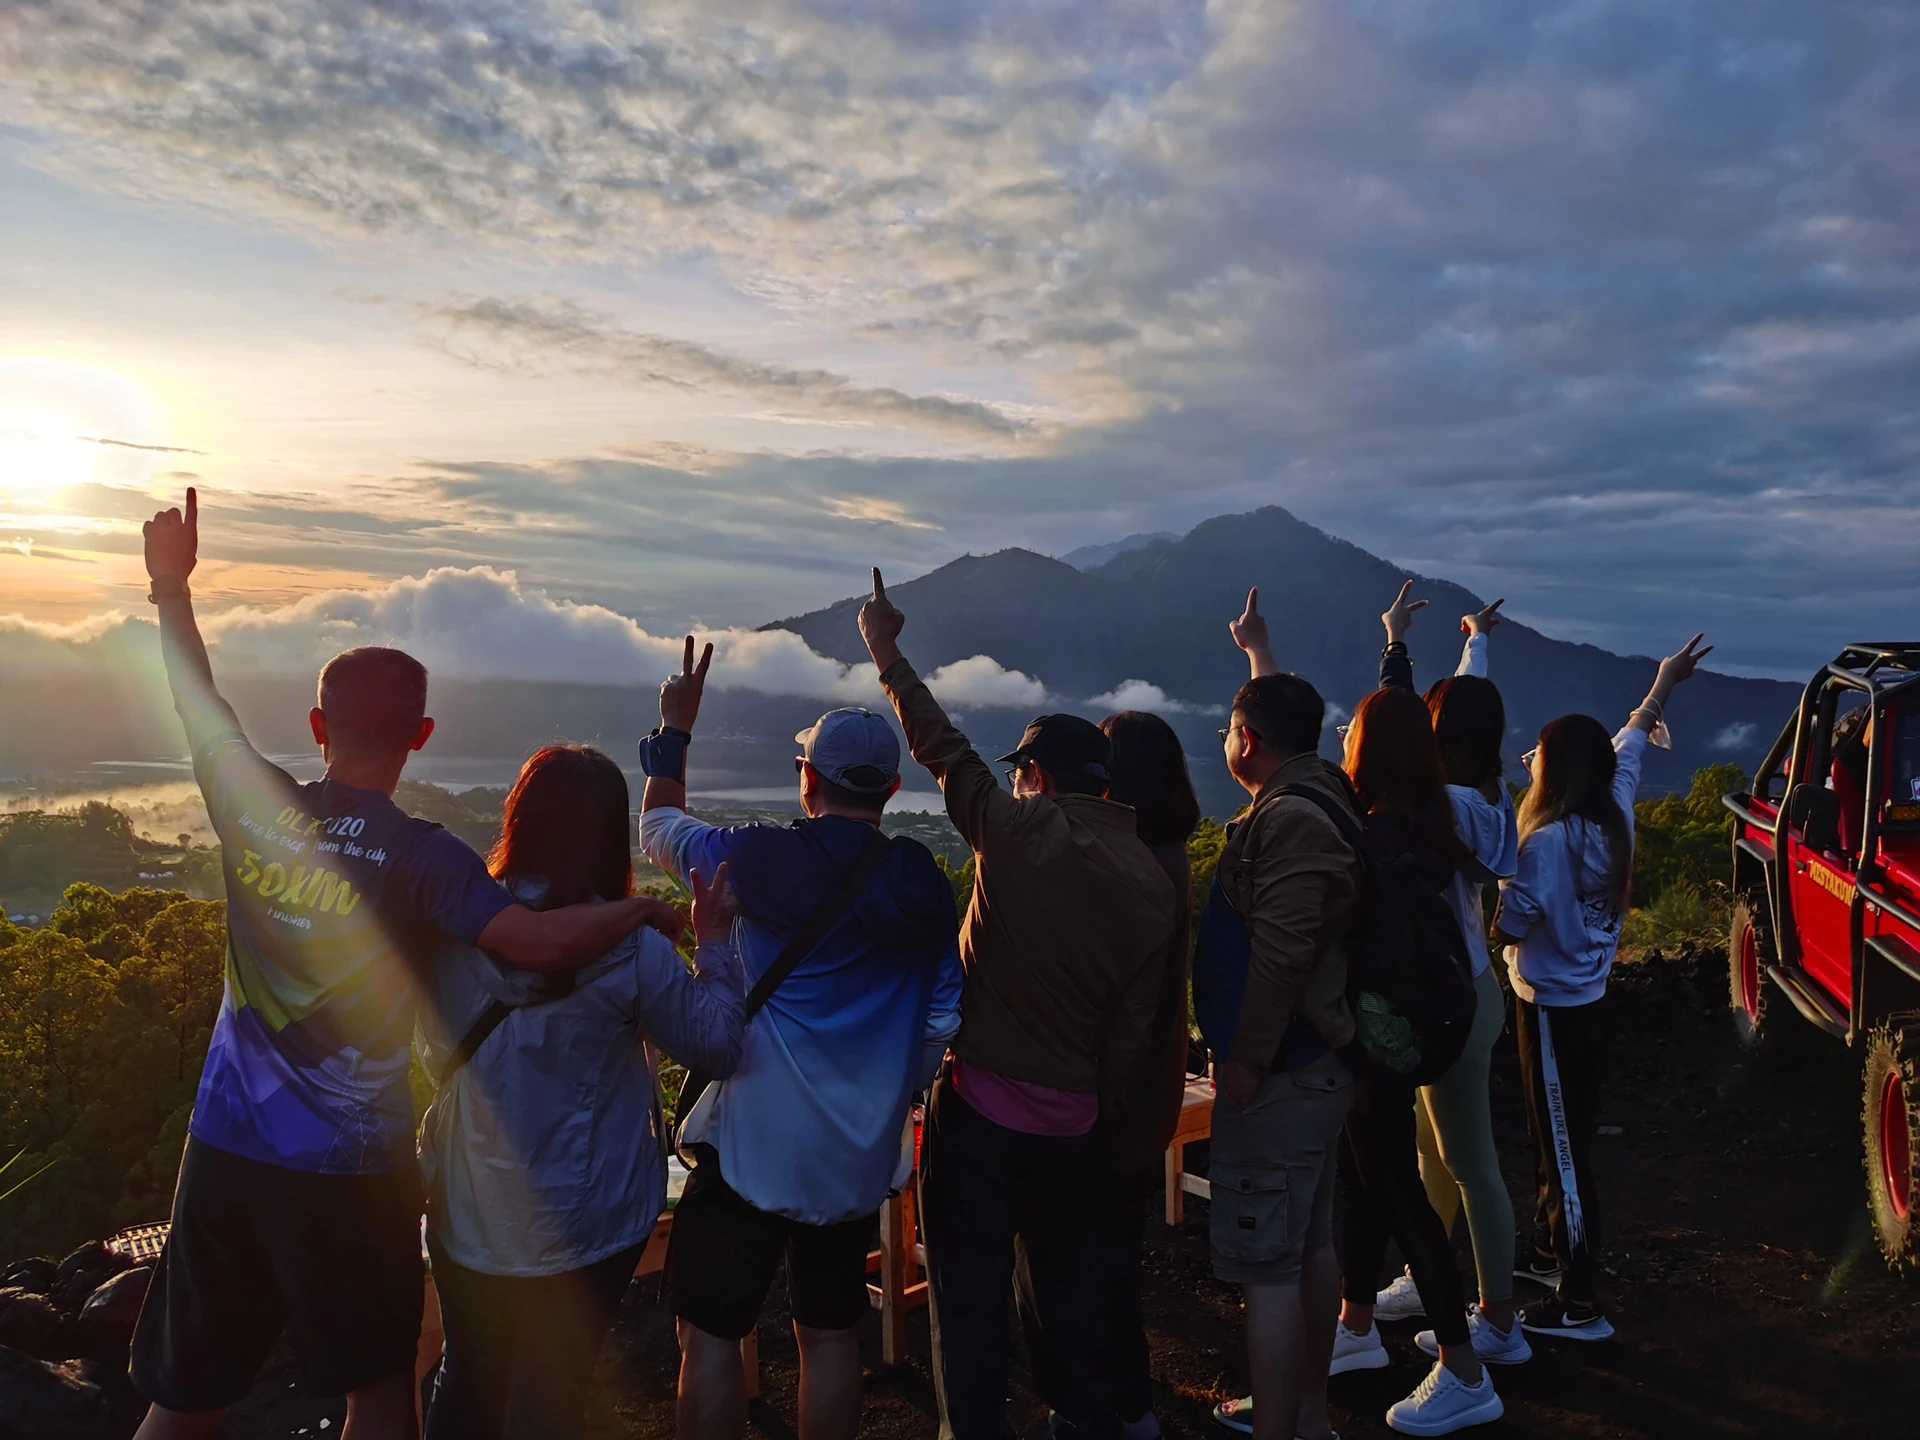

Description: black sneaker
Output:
[1520,1301,1615,1342]
[1514,1256,1564,1287]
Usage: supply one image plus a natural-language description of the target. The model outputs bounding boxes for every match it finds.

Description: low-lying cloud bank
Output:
[1,567,1214,718]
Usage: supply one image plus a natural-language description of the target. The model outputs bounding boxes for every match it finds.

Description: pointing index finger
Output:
[185,487,198,539]
[1245,585,1259,615]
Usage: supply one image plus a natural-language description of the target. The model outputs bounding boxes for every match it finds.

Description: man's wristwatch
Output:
[147,577,191,604]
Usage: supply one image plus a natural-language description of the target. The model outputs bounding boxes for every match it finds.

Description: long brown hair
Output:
[1517,714,1631,908]
[1424,674,1505,790]
[1100,710,1202,847]
[1344,686,1469,866]
[488,745,634,907]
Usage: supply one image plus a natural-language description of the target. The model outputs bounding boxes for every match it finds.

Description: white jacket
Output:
[1498,728,1649,1007]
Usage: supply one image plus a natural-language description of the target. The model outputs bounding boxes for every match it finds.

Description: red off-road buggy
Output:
[1723,644,1920,1275]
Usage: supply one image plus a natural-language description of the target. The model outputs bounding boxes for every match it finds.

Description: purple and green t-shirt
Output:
[189,732,512,1174]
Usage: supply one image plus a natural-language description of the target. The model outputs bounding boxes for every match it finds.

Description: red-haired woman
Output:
[417,745,746,1440]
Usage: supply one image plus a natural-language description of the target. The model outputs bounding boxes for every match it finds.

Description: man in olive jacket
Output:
[859,569,1173,1440]
[1200,588,1366,1440]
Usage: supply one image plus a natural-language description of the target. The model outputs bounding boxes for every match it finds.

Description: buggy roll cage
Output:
[1722,644,1920,1038]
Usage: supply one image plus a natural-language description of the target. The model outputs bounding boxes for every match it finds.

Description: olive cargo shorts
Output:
[1208,1051,1355,1285]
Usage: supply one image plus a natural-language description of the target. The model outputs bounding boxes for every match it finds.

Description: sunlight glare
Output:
[0,356,170,505]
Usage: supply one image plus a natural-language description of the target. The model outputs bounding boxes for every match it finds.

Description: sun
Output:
[0,407,97,503]
[0,357,170,508]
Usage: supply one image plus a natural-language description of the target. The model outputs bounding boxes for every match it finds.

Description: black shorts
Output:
[130,1136,424,1411]
[666,1151,875,1341]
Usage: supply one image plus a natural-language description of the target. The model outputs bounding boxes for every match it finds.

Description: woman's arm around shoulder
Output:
[630,864,747,1078]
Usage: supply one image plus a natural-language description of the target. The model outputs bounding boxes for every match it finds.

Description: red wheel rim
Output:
[1883,1070,1913,1223]
[1740,921,1761,1024]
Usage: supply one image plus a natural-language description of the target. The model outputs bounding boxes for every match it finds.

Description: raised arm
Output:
[639,635,712,815]
[1625,633,1711,738]
[1377,579,1429,691]
[1456,597,1504,678]
[861,568,1016,851]
[143,488,243,750]
[1229,586,1280,679]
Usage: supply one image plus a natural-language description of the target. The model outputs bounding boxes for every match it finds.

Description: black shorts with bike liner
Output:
[130,1136,425,1411]
[666,1146,876,1341]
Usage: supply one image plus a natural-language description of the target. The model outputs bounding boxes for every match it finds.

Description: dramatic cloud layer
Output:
[3,566,1183,714]
[2,1,1917,676]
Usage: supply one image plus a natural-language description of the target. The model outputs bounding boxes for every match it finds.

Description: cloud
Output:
[1086,679,1219,717]
[923,654,1050,710]
[421,296,1033,444]
[79,436,205,456]
[1,565,1051,711]
[1712,721,1759,753]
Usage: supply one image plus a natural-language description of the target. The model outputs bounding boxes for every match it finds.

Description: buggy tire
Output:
[1862,1018,1920,1278]
[1729,896,1785,1050]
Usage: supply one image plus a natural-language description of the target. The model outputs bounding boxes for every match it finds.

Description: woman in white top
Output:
[1492,635,1711,1343]
[416,744,746,1440]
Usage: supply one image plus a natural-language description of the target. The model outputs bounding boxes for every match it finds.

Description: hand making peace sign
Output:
[659,634,714,733]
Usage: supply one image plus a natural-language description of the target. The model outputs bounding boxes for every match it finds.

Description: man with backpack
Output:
[1193,669,1364,1440]
[637,637,962,1440]
[857,570,1174,1440]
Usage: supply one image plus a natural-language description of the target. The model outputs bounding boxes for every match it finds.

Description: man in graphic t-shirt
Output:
[128,491,682,1440]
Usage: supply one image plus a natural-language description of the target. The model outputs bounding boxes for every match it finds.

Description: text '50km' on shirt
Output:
[189,731,513,1175]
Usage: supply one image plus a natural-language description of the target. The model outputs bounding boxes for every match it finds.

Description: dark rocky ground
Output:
[14,948,1916,1438]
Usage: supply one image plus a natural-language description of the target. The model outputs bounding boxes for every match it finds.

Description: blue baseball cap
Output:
[794,708,901,794]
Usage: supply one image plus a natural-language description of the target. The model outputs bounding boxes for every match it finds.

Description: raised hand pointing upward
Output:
[1229,585,1279,679]
[1462,597,1506,637]
[659,634,714,734]
[859,567,906,671]
[143,485,199,589]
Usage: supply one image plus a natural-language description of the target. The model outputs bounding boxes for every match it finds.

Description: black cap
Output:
[996,713,1112,785]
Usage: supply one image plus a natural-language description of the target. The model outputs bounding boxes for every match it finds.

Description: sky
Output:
[2,0,1917,689]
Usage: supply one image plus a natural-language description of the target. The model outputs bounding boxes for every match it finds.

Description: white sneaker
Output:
[1414,1309,1533,1366]
[1207,1399,1341,1440]
[1211,1396,1253,1435]
[1330,1319,1391,1375]
[1385,1362,1504,1435]
[1374,1268,1426,1321]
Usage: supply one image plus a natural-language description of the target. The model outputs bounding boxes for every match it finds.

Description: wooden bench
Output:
[867,1179,928,1366]
[1163,1073,1216,1226]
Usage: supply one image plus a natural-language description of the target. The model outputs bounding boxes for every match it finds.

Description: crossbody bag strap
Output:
[432,998,512,1089]
[743,827,893,1020]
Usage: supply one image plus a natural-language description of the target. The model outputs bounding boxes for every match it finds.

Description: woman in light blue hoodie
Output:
[1493,634,1712,1345]
[416,744,747,1440]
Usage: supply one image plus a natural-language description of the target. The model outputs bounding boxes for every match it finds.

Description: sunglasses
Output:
[1002,758,1029,787]
[1520,745,1540,770]
[1217,723,1263,744]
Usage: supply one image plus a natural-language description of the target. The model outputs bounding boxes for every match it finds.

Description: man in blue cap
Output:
[637,638,962,1440]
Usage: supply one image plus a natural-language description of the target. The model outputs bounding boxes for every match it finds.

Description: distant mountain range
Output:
[1058,532,1179,572]
[773,506,1798,810]
[2,506,1797,818]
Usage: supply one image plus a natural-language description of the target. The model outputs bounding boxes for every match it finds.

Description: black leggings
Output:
[1338,1068,1471,1346]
